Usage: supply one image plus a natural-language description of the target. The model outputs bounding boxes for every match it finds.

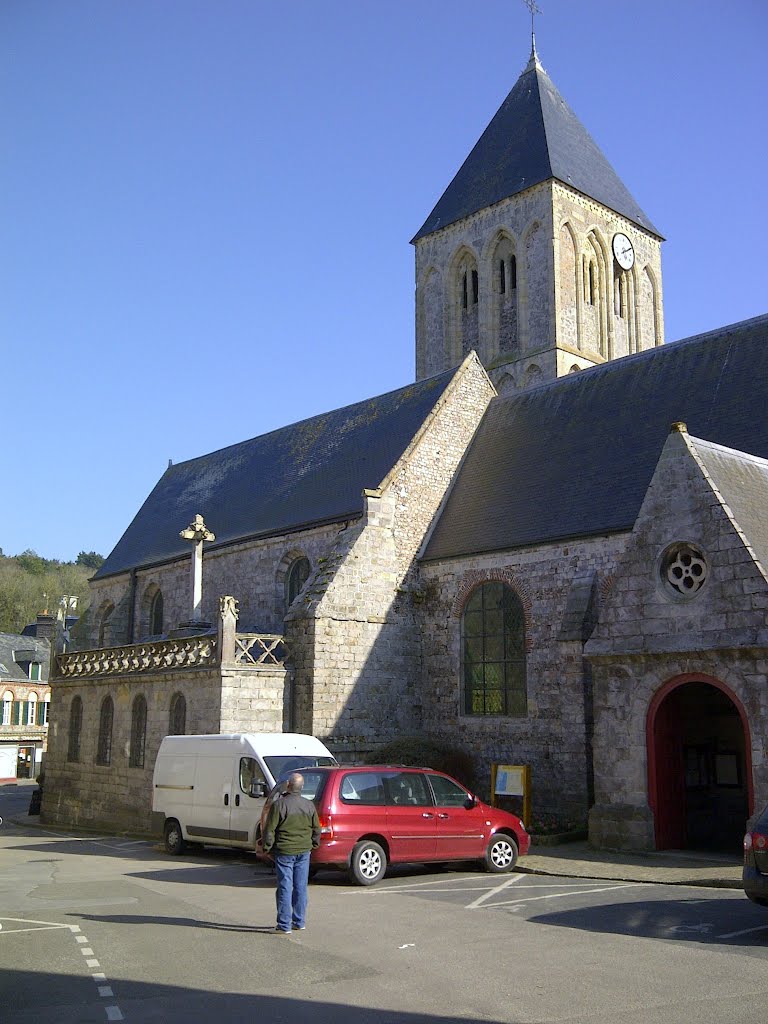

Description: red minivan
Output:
[261,764,529,885]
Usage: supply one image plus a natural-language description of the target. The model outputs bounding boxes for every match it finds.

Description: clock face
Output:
[612,232,635,270]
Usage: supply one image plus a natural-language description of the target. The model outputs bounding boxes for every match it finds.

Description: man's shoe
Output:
[274,927,292,934]
[292,925,306,931]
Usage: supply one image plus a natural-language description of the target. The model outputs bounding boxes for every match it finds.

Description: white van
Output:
[151,732,336,854]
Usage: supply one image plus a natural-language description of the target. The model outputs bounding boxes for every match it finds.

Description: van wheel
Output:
[484,833,518,873]
[164,818,186,855]
[349,840,387,885]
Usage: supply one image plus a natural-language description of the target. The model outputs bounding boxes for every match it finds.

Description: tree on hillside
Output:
[0,553,98,634]
[76,551,105,570]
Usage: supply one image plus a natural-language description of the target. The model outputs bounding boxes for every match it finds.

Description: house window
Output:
[150,591,164,637]
[462,582,527,716]
[67,695,83,762]
[169,693,186,736]
[96,696,114,766]
[130,695,147,768]
[2,691,12,726]
[286,556,311,609]
[12,700,28,726]
[36,699,50,726]
[29,662,41,681]
[27,693,37,726]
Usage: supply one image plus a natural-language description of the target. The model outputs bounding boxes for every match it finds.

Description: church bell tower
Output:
[413,43,665,393]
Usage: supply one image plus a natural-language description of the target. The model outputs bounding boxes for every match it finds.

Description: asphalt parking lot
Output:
[3,783,768,1024]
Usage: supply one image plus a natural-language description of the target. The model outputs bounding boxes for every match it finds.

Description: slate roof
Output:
[0,634,50,683]
[422,314,768,562]
[95,369,458,580]
[413,53,659,242]
[693,438,768,578]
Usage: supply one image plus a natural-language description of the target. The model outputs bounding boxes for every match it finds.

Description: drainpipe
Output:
[127,569,137,644]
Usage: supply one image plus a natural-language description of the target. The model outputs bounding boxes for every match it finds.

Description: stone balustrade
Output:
[54,631,286,679]
[234,633,285,667]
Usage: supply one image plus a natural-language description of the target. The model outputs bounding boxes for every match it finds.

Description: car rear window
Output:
[340,772,386,805]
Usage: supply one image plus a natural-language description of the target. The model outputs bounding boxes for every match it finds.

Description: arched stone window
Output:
[453,249,479,360]
[68,695,83,762]
[2,691,13,726]
[169,692,186,736]
[98,602,115,647]
[27,692,37,726]
[96,696,114,766]
[286,556,311,610]
[150,591,164,637]
[130,695,147,768]
[461,582,527,716]
[491,235,518,359]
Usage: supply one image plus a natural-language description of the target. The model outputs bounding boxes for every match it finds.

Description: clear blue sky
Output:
[2,0,766,563]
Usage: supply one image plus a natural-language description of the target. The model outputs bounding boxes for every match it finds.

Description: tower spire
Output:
[522,0,542,67]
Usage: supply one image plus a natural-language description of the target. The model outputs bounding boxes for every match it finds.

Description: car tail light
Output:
[319,816,333,840]
[745,831,768,858]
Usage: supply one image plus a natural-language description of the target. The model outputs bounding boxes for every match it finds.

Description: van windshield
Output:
[264,755,336,780]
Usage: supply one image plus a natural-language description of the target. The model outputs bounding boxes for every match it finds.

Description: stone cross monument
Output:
[179,513,215,629]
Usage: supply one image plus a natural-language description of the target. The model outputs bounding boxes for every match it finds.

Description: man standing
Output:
[262,772,320,934]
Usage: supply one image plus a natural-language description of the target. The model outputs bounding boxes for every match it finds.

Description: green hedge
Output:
[366,736,476,789]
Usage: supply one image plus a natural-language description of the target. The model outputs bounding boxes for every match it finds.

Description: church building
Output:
[42,42,768,853]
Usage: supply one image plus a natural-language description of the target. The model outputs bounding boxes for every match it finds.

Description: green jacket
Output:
[263,792,321,855]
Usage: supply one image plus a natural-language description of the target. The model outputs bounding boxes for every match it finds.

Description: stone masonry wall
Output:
[43,664,287,833]
[552,183,664,363]
[586,429,768,848]
[419,533,627,821]
[79,521,342,650]
[287,356,496,754]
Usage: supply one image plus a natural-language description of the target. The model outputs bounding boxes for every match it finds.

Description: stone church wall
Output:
[415,185,553,377]
[418,533,627,823]
[552,183,664,363]
[287,356,496,756]
[43,664,287,833]
[79,521,342,649]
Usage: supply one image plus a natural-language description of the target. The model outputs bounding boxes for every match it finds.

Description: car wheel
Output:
[164,818,186,856]
[484,833,518,873]
[349,840,387,885]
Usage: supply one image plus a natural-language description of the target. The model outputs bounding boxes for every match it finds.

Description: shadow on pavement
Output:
[2,968,527,1024]
[528,896,768,947]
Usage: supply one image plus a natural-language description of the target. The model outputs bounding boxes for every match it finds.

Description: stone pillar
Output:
[218,596,239,665]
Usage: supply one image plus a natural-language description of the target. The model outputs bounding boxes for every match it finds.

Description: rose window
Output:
[661,543,708,598]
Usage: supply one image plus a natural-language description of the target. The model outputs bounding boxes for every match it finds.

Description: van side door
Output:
[188,755,236,845]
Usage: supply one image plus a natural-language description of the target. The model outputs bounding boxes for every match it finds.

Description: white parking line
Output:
[717,923,768,939]
[466,872,526,909]
[485,883,645,908]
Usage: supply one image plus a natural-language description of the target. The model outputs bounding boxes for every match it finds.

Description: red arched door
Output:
[647,676,752,851]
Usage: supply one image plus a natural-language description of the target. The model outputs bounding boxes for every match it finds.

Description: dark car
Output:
[258,764,529,885]
[744,803,768,905]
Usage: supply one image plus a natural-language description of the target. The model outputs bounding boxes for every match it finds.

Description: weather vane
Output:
[522,0,542,50]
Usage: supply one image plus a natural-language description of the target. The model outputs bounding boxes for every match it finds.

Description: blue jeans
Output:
[274,851,311,931]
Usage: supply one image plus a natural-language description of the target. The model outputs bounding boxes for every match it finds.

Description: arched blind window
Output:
[96,696,114,765]
[150,591,164,636]
[130,695,147,768]
[462,582,527,716]
[286,557,311,609]
[68,695,83,762]
[169,693,186,736]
